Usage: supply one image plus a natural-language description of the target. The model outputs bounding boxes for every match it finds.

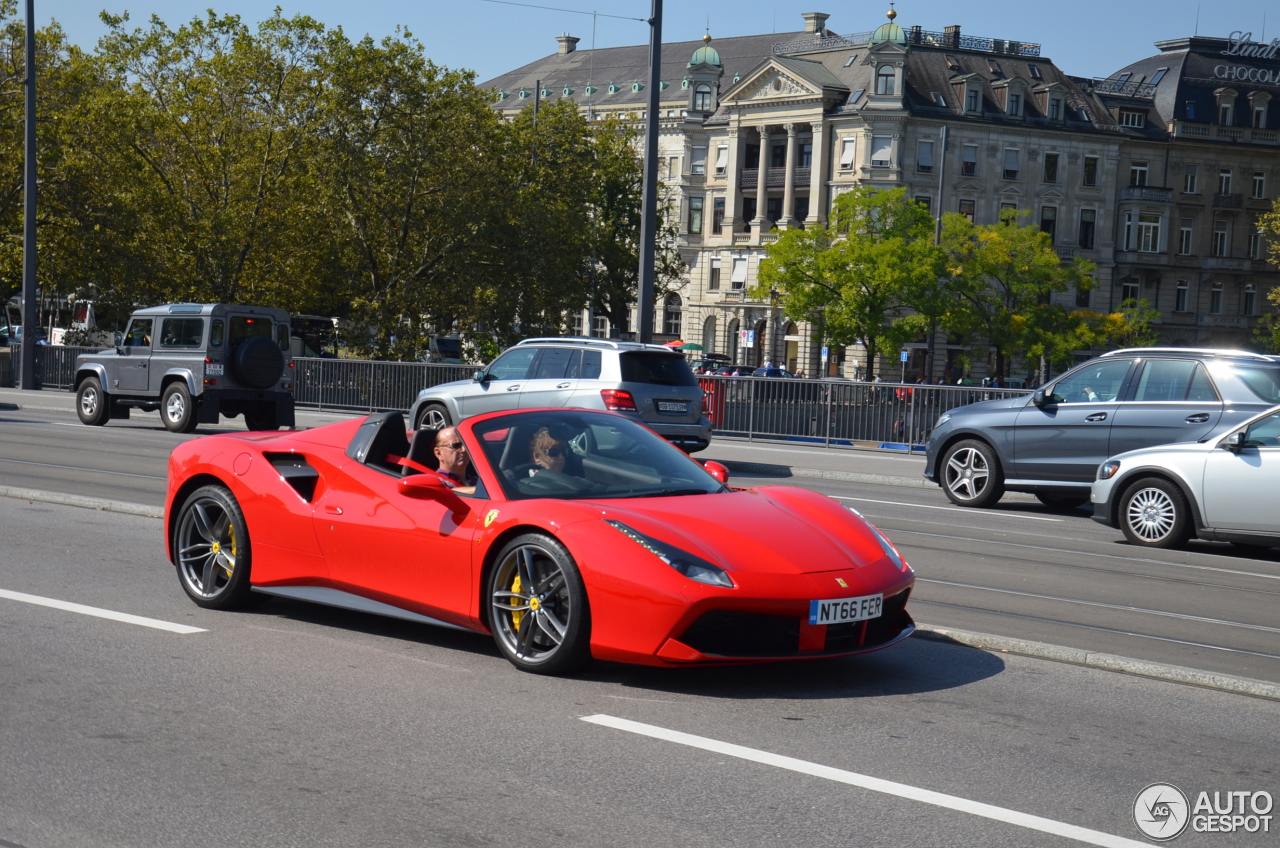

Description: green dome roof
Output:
[870,21,906,45]
[689,35,722,68]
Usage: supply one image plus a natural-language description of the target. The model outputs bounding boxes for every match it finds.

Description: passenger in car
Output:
[529,426,569,476]
[433,427,478,494]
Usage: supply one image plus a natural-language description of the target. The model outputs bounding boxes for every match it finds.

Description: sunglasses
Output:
[437,440,465,451]
[542,446,565,458]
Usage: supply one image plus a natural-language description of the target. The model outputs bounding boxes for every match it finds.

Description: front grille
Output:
[824,589,912,652]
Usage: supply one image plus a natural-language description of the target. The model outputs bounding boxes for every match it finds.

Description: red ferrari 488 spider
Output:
[166,408,915,674]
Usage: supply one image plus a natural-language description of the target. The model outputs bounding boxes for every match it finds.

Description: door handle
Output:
[556,382,572,388]
[1085,412,1107,422]
[1185,413,1210,423]
[506,384,521,391]
[324,505,343,515]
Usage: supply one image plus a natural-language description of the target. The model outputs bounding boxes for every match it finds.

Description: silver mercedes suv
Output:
[407,337,713,452]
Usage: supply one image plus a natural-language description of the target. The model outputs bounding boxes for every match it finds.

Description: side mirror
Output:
[1031,389,1048,407]
[473,370,488,383]
[703,460,730,485]
[397,474,470,510]
[1222,432,1246,453]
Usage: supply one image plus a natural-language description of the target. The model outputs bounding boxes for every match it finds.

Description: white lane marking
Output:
[582,714,1148,848]
[0,589,206,634]
[918,578,1280,635]
[836,496,1062,522]
[0,456,166,480]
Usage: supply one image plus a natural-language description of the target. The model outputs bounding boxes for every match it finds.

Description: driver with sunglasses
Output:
[432,427,478,494]
[528,426,572,476]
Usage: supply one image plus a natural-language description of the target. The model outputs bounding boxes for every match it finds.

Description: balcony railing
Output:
[1213,193,1244,209]
[1121,186,1173,202]
[1173,123,1280,145]
[1090,78,1158,98]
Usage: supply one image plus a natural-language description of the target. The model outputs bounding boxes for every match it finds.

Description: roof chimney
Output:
[802,12,830,35]
[556,34,579,55]
[944,25,961,49]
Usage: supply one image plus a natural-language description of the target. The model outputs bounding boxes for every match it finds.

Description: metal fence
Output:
[9,345,1031,451]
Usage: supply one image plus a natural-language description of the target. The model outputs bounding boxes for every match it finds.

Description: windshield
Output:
[473,410,723,501]
[1232,366,1280,403]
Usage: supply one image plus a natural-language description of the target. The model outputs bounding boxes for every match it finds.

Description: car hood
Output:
[585,486,892,576]
[1107,438,1217,464]
[948,394,1028,417]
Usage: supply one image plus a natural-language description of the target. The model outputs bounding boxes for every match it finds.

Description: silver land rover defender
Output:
[73,303,296,432]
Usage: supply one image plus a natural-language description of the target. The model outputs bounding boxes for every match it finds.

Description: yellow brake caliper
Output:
[223,524,237,577]
[510,574,525,632]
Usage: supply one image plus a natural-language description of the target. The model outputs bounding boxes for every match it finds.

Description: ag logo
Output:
[1134,783,1190,841]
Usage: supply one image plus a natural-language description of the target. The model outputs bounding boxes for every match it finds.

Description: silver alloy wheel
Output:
[419,405,448,430]
[945,447,990,501]
[166,391,187,424]
[490,542,572,664]
[176,496,238,599]
[79,385,100,417]
[1125,486,1177,543]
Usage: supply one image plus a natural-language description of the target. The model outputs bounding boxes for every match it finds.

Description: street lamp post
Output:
[20,0,37,390]
[635,0,661,343]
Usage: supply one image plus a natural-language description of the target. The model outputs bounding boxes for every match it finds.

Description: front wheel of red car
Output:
[173,485,258,609]
[488,533,591,675]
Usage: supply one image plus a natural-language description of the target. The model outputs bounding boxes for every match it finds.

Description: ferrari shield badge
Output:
[484,509,500,528]
[835,577,848,588]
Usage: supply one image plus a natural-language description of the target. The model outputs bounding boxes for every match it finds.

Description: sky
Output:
[29,1,1280,84]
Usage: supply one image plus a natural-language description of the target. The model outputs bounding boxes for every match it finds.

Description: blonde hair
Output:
[530,426,565,458]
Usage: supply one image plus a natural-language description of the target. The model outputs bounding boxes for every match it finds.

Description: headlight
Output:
[934,411,952,428]
[870,523,910,572]
[1098,461,1120,480]
[606,521,734,588]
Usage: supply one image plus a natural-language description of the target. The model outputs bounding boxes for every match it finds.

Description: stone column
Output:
[753,126,770,233]
[724,128,743,238]
[807,122,827,226]
[782,123,798,229]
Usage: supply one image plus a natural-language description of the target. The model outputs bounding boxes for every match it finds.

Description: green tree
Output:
[1255,200,1280,352]
[757,186,944,377]
[941,211,1095,378]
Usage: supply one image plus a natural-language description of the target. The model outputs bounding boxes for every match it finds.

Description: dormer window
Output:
[1249,92,1271,128]
[966,89,980,112]
[843,54,858,67]
[1008,93,1022,116]
[1150,68,1168,85]
[1215,87,1238,125]
[945,55,962,71]
[1120,110,1146,128]
[1028,64,1043,80]
[1116,73,1132,85]
[1049,98,1063,120]
[876,65,896,95]
[694,84,712,111]
[988,59,1002,75]
[932,92,947,107]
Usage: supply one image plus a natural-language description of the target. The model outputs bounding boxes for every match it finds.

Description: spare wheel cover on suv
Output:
[233,337,285,389]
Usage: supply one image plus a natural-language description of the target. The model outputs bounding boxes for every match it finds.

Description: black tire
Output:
[76,376,109,426]
[161,382,198,433]
[487,533,591,675]
[940,439,1005,508]
[173,484,258,609]
[244,404,281,431]
[1035,493,1089,510]
[416,403,451,430]
[1118,477,1191,548]
[232,337,285,389]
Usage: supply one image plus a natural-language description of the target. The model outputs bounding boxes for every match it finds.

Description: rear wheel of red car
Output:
[173,484,258,609]
[76,376,109,426]
[1119,477,1190,549]
[488,533,590,675]
[940,439,1004,508]
[162,382,198,433]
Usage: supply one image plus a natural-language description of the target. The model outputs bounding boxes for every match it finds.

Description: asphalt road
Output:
[1,497,1277,848]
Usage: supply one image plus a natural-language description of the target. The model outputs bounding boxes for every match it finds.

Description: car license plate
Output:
[657,401,688,413]
[206,363,224,376]
[808,593,883,625]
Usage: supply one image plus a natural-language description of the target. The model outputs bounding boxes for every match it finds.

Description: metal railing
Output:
[10,346,1033,451]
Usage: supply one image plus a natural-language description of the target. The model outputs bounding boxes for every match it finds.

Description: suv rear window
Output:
[1232,366,1280,403]
[230,316,273,346]
[620,352,697,386]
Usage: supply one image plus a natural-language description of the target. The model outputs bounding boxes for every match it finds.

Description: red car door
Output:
[312,461,480,626]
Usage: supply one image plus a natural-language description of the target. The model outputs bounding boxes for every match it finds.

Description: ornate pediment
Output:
[747,72,813,100]
[1037,187,1067,200]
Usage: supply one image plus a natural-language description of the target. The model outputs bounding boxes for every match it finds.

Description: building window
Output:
[1212,226,1228,256]
[714,145,728,176]
[1175,280,1189,312]
[741,198,756,226]
[961,144,978,176]
[663,294,682,337]
[1002,148,1019,180]
[1151,68,1169,85]
[965,89,979,112]
[915,195,932,212]
[800,143,813,168]
[1219,168,1232,195]
[917,140,934,173]
[708,258,721,290]
[771,144,787,168]
[688,197,704,234]
[1178,223,1193,255]
[876,65,895,95]
[1049,97,1062,120]
[958,199,975,222]
[712,197,725,233]
[1082,155,1098,187]
[1253,171,1266,199]
[932,92,947,107]
[592,316,608,338]
[1138,213,1161,253]
[871,135,892,168]
[1043,152,1059,183]
[694,84,712,111]
[1130,161,1149,187]
[1220,103,1233,125]
[838,138,856,171]
[730,257,748,290]
[691,147,706,175]
[1120,110,1146,128]
[1255,104,1268,128]
[1184,164,1198,194]
[1244,284,1257,315]
[999,202,1018,222]
[1076,284,1090,308]
[571,313,583,336]
[1078,209,1096,249]
[1121,280,1140,304]
[702,316,717,352]
[1007,93,1022,116]
[1210,282,1224,314]
[794,197,809,222]
[1250,230,1263,260]
[766,198,783,224]
[1040,206,1057,242]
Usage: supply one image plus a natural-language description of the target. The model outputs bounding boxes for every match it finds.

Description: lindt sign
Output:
[1220,31,1280,59]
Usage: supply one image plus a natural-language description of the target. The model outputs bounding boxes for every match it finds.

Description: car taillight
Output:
[702,392,709,414]
[601,389,637,412]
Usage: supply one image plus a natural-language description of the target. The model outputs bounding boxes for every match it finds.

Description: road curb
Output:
[913,625,1280,702]
[717,459,931,489]
[0,486,162,518]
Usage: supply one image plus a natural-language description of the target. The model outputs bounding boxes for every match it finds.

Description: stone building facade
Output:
[482,12,1280,379]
